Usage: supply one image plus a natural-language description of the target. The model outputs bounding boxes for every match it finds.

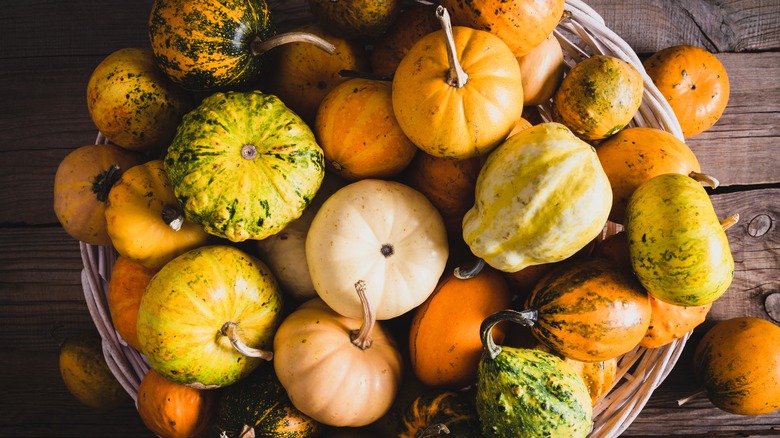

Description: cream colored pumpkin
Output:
[306,179,449,320]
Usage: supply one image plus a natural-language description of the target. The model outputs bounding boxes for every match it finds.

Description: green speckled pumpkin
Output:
[136,245,284,389]
[148,0,276,91]
[217,362,323,438]
[476,311,593,437]
[462,122,612,273]
[625,173,734,306]
[165,90,324,242]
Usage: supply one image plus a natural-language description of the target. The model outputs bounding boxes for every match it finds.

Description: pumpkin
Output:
[391,6,524,159]
[86,47,193,152]
[137,245,284,389]
[643,45,730,138]
[517,33,565,106]
[105,160,210,270]
[315,77,417,181]
[53,143,143,246]
[164,90,324,242]
[398,390,481,438]
[369,4,439,76]
[137,369,217,438]
[552,55,644,140]
[409,266,513,389]
[439,0,565,57]
[461,122,612,273]
[306,179,449,320]
[506,116,534,139]
[693,317,780,415]
[255,173,345,302]
[596,126,708,224]
[265,23,369,125]
[106,256,158,351]
[309,0,401,40]
[625,173,735,306]
[477,312,593,437]
[402,150,482,241]
[272,285,404,427]
[58,332,131,411]
[217,361,323,438]
[535,343,617,406]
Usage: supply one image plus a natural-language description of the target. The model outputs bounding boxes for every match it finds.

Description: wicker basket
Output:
[81,1,690,437]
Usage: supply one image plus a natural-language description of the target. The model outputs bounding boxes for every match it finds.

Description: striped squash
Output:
[164,90,324,242]
[148,0,276,91]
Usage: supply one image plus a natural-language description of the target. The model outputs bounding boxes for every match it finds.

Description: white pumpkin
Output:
[306,179,449,320]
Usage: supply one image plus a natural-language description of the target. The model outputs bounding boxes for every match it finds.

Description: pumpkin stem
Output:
[435,6,468,88]
[676,387,706,406]
[350,280,375,350]
[689,171,720,189]
[219,322,273,361]
[93,164,123,203]
[454,258,485,279]
[251,31,336,57]
[416,424,451,437]
[720,213,740,230]
[238,424,255,438]
[480,309,539,360]
[161,204,184,231]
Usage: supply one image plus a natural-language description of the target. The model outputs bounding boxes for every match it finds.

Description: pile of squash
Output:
[52,0,780,437]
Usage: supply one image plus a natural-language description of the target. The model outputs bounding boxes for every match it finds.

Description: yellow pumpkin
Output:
[306,179,449,320]
[315,78,417,181]
[517,33,565,106]
[273,290,403,427]
[53,143,143,246]
[643,45,730,138]
[391,6,523,159]
[105,159,210,269]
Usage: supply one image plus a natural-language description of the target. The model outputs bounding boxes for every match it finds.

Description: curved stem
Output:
[161,204,184,231]
[720,213,740,230]
[219,322,273,360]
[689,171,720,189]
[94,164,122,203]
[480,309,539,360]
[350,280,375,350]
[251,31,336,57]
[677,387,706,406]
[435,6,468,88]
[416,423,451,437]
[454,258,485,279]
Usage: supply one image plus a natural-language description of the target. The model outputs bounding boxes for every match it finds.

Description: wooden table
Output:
[1,0,778,436]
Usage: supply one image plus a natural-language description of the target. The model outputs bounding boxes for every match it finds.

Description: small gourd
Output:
[137,369,217,438]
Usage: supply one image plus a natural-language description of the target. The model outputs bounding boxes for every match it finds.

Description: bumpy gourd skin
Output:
[477,347,593,438]
[462,122,612,272]
[625,173,734,306]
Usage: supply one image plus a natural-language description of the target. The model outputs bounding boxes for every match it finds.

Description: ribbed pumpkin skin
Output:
[625,173,734,306]
[527,257,651,362]
[105,160,210,269]
[596,127,701,224]
[148,0,276,91]
[217,362,323,438]
[477,347,592,437]
[694,317,780,415]
[165,91,324,242]
[552,55,644,140]
[398,390,481,438]
[462,122,612,273]
[137,245,284,388]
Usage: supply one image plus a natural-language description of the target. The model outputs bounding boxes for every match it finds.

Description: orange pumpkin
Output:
[506,116,534,139]
[439,0,565,57]
[137,369,217,438]
[643,45,730,138]
[409,266,513,389]
[53,144,143,246]
[391,6,523,159]
[517,33,565,106]
[315,78,417,181]
[369,4,439,75]
[106,256,158,351]
[265,23,369,125]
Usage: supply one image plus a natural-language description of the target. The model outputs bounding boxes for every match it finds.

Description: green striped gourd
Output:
[164,90,324,242]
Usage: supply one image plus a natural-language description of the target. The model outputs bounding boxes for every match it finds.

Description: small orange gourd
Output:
[517,33,565,106]
[137,369,217,438]
[106,256,158,351]
[369,5,439,75]
[409,266,513,389]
